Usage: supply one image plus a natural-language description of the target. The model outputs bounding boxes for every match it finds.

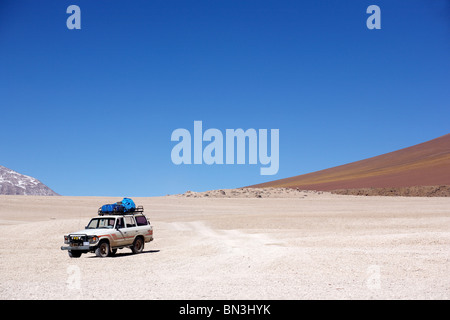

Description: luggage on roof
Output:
[121,198,136,212]
[101,203,118,213]
[98,198,142,215]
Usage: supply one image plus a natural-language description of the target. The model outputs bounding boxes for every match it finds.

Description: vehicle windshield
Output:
[86,218,116,229]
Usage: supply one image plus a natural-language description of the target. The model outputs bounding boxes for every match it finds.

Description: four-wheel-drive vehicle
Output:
[61,206,153,258]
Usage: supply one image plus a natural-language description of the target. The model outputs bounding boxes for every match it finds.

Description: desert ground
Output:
[0,188,449,300]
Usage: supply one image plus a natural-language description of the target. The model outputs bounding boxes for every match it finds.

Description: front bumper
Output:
[62,233,98,251]
[61,245,91,251]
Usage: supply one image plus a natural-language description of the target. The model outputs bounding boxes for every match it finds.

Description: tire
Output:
[131,237,144,254]
[68,250,82,258]
[95,241,110,258]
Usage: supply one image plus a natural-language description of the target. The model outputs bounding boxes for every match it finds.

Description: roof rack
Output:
[98,205,144,216]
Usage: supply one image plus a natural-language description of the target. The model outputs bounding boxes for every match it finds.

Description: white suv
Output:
[61,213,153,258]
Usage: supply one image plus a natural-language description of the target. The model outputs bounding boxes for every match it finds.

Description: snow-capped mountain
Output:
[0,165,59,196]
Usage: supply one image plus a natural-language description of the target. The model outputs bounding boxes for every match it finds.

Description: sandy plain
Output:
[0,189,449,300]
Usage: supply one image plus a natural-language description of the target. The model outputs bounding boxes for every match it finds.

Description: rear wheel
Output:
[131,237,144,254]
[95,241,110,258]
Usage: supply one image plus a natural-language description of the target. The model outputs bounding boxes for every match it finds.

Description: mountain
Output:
[249,133,450,192]
[0,165,59,196]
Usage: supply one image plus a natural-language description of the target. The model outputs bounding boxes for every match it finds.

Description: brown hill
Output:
[249,133,450,195]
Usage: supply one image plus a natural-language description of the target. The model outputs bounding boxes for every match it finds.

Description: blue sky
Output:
[1,0,449,196]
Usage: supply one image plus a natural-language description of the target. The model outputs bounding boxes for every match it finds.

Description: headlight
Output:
[88,236,99,244]
[64,235,69,244]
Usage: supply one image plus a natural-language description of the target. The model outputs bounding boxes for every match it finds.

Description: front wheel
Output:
[131,237,144,254]
[68,250,82,258]
[95,241,110,258]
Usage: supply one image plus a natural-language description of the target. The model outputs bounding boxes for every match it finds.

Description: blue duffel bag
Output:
[121,198,136,212]
[101,204,117,213]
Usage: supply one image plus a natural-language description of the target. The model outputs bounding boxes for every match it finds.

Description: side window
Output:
[135,215,148,226]
[116,218,124,229]
[124,216,136,228]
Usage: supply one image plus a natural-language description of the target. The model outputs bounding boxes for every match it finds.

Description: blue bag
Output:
[101,204,117,213]
[100,198,135,214]
[114,205,125,213]
[121,198,136,212]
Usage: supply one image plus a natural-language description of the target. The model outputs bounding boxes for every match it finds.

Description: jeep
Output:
[61,211,153,258]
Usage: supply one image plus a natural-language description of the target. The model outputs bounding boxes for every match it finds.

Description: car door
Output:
[110,217,126,247]
[123,216,138,245]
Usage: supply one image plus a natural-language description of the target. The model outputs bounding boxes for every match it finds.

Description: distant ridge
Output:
[249,134,450,193]
[0,165,59,196]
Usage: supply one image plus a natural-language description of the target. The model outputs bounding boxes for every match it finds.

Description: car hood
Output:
[68,228,114,236]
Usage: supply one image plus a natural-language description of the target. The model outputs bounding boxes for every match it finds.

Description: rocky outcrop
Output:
[0,165,59,196]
